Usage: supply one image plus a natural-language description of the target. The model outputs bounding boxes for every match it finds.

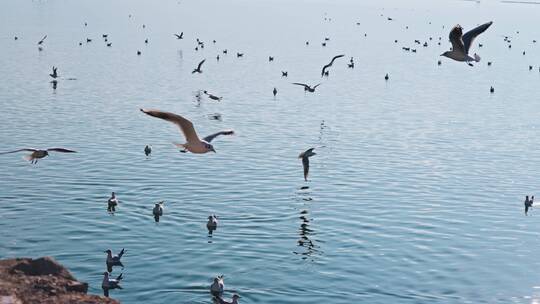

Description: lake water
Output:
[1,0,540,303]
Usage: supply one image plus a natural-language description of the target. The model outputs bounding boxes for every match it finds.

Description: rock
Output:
[0,257,119,304]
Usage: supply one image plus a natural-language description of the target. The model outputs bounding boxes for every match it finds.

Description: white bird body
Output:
[140,109,234,154]
[210,276,224,296]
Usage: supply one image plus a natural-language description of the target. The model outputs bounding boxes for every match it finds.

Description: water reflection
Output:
[293,188,321,261]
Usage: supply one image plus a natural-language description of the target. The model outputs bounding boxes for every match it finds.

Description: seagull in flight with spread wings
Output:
[37,35,47,45]
[299,148,316,181]
[0,148,76,164]
[441,21,492,66]
[292,82,321,93]
[140,109,234,154]
[192,59,206,73]
[321,54,345,77]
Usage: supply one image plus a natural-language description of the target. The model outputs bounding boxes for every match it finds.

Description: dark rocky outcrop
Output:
[0,256,119,304]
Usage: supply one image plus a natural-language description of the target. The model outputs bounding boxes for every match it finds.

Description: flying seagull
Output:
[0,148,76,164]
[299,148,316,181]
[174,32,184,39]
[104,248,125,272]
[441,21,493,66]
[49,66,58,79]
[102,272,123,297]
[192,59,205,73]
[140,109,234,154]
[292,82,321,93]
[37,35,47,45]
[203,90,223,101]
[321,54,345,77]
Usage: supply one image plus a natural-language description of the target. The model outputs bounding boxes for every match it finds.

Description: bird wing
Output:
[0,148,38,154]
[321,64,330,76]
[38,35,47,44]
[302,156,310,180]
[312,83,321,90]
[174,34,180,38]
[197,59,206,70]
[203,130,234,143]
[292,82,309,89]
[449,25,465,53]
[462,21,493,54]
[329,54,345,65]
[140,109,200,143]
[46,148,77,153]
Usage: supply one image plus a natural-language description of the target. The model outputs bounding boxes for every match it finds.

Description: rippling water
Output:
[1,0,540,303]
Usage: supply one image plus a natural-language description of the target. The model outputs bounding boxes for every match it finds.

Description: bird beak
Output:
[211,148,216,153]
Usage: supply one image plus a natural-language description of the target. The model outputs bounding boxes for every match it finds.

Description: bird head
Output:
[233,294,241,299]
[440,51,451,58]
[43,151,49,156]
[205,143,216,153]
[104,249,112,254]
[103,271,109,275]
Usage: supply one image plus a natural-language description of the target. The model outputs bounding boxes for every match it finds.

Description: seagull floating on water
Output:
[140,109,234,154]
[0,148,76,164]
[215,294,241,304]
[104,248,125,272]
[441,21,493,66]
[207,215,218,231]
[299,148,316,181]
[273,87,277,97]
[153,201,164,222]
[144,145,152,156]
[210,275,224,297]
[102,272,123,297]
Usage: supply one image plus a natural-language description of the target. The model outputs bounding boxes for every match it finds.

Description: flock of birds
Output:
[4,7,540,302]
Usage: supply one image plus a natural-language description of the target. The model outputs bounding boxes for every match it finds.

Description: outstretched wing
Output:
[449,25,465,53]
[462,21,493,54]
[203,130,234,143]
[197,59,206,70]
[312,83,321,90]
[0,148,38,155]
[292,82,309,89]
[329,54,345,65]
[46,148,77,153]
[140,108,200,144]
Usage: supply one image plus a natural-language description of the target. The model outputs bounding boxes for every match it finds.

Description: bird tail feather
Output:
[474,53,481,62]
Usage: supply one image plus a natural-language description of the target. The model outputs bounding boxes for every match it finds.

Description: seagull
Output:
[299,148,316,181]
[104,248,125,273]
[203,90,223,101]
[49,66,58,79]
[153,201,164,222]
[210,275,224,297]
[441,21,493,66]
[292,83,321,93]
[207,215,218,231]
[385,73,389,81]
[281,71,288,77]
[490,86,494,93]
[102,272,123,297]
[144,145,152,156]
[268,56,274,62]
[236,52,244,57]
[174,32,184,39]
[215,294,241,304]
[0,148,76,164]
[37,35,47,45]
[192,59,205,73]
[321,54,344,77]
[140,109,234,154]
[273,87,277,97]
